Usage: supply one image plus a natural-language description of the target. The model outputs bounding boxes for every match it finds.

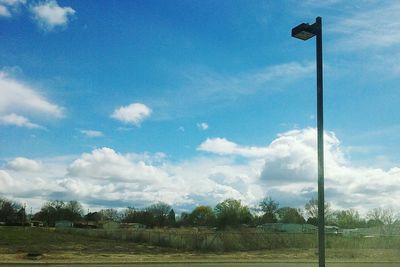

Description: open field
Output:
[57,226,400,251]
[1,227,399,266]
[1,262,400,267]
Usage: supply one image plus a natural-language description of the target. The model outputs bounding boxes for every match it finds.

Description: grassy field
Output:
[0,226,399,266]
[1,263,400,267]
[57,226,400,251]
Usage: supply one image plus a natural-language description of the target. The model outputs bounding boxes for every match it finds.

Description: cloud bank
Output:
[1,128,399,214]
[6,157,41,172]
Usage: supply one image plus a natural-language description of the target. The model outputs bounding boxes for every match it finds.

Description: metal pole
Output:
[315,16,325,267]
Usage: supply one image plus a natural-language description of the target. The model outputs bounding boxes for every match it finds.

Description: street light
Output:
[292,17,325,267]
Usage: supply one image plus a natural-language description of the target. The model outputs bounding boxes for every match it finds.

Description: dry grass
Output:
[0,226,400,264]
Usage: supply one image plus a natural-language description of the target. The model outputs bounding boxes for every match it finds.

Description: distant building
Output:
[30,220,44,227]
[73,221,97,229]
[342,228,360,237]
[325,225,340,235]
[55,220,73,228]
[101,221,119,230]
[356,224,400,237]
[119,222,146,229]
[259,223,317,233]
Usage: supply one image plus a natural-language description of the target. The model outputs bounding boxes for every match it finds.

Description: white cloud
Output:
[0,147,262,210]
[198,137,269,157]
[0,4,10,16]
[198,138,238,155]
[0,169,14,185]
[0,170,20,194]
[198,128,400,214]
[329,2,400,50]
[197,122,209,130]
[0,168,60,203]
[111,103,152,126]
[30,0,75,31]
[0,156,69,209]
[1,0,26,5]
[63,148,260,206]
[1,128,400,215]
[150,61,314,120]
[251,62,314,83]
[64,148,196,206]
[192,62,314,97]
[257,128,400,212]
[80,129,103,137]
[0,71,64,118]
[0,0,25,17]
[0,113,42,129]
[6,157,41,172]
[301,0,342,6]
[67,147,166,183]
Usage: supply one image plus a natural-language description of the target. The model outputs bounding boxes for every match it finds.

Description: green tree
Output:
[333,209,366,228]
[33,200,64,226]
[214,199,252,228]
[84,211,102,222]
[277,207,305,224]
[33,200,83,226]
[168,209,176,227]
[0,198,24,225]
[259,197,279,223]
[189,205,216,226]
[177,212,190,227]
[146,202,171,216]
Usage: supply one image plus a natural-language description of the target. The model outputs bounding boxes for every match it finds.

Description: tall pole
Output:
[315,16,325,267]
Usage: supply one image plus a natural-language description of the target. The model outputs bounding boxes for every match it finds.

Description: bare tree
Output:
[367,207,397,225]
[146,202,172,227]
[304,197,333,224]
[65,200,84,217]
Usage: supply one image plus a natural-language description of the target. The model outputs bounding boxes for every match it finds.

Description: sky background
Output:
[1,0,400,215]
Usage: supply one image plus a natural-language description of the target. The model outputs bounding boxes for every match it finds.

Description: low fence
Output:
[55,227,400,252]
[57,227,400,251]
[57,227,318,251]
[56,227,400,251]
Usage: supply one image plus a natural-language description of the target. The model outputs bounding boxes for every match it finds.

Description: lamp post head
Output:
[291,23,317,40]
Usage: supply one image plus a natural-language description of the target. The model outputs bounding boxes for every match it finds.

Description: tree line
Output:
[0,196,398,229]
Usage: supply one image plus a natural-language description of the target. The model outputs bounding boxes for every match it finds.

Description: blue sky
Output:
[1,0,400,214]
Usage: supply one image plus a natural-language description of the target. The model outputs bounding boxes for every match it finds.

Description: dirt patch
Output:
[24,252,43,260]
